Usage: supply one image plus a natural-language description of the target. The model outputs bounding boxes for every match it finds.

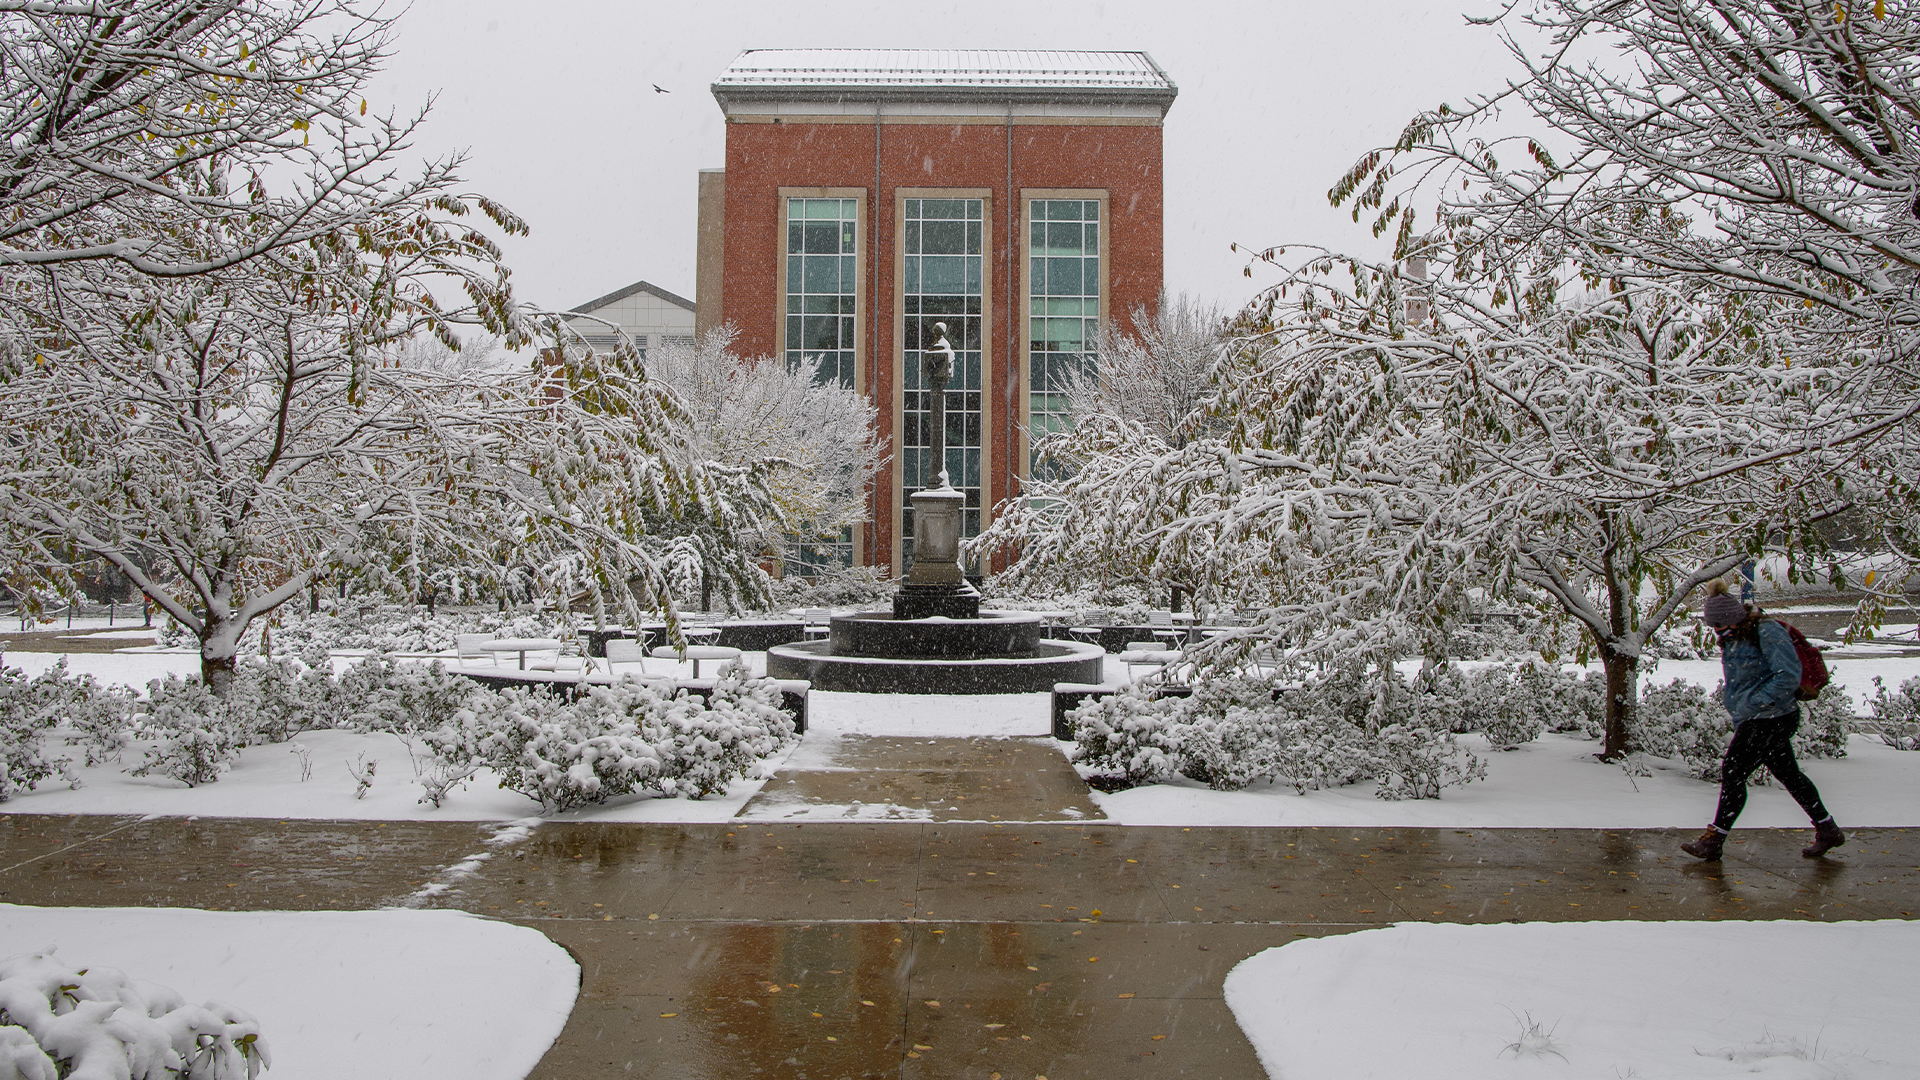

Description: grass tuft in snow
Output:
[1499,1009,1568,1062]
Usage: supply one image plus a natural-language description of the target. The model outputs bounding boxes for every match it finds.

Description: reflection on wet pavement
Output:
[4,816,1916,1077]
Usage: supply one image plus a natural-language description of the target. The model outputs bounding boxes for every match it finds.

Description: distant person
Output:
[1681,580,1845,860]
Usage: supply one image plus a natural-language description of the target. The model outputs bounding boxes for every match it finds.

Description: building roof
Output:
[713,49,1176,111]
[567,279,694,316]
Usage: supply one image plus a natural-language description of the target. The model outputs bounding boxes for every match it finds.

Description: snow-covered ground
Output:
[0,905,577,1080]
[5,648,1918,826]
[1225,920,1920,1080]
[1088,731,1918,827]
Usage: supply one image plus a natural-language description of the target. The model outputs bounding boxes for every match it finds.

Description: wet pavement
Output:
[5,814,1917,1078]
[739,737,1104,823]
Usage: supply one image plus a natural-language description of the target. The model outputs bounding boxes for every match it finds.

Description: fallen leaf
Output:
[647,913,659,920]
[1087,957,1099,963]
[906,1052,921,1059]
[1152,1035,1166,1041]
[861,1000,875,1007]
[984,1023,1006,1030]
[826,1036,837,1042]
[925,1000,940,1007]
[1118,993,1135,999]
[1025,965,1039,971]
[913,1044,932,1051]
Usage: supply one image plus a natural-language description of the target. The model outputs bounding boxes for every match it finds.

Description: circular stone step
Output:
[765,639,1105,694]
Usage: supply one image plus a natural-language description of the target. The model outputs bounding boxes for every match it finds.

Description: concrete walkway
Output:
[4,812,1915,1078]
[739,736,1103,822]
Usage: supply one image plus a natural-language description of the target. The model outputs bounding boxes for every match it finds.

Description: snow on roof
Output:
[716,49,1174,92]
[712,50,1176,113]
[567,279,693,316]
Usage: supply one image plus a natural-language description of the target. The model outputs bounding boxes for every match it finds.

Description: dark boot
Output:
[1802,819,1845,858]
[1681,827,1726,860]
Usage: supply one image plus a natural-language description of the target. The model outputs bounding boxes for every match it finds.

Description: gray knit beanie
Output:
[1702,581,1748,628]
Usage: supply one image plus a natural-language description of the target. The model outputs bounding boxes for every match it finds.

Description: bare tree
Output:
[1063,291,1228,450]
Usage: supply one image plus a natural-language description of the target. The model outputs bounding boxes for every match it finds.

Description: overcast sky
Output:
[375,0,1518,317]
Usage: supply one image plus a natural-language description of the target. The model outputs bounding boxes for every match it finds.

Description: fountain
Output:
[766,324,1104,694]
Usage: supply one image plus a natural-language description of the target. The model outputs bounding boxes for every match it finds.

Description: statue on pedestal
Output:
[895,320,980,619]
[924,322,955,490]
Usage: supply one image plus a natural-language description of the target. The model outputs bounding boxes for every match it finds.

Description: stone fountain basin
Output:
[764,638,1105,695]
[829,611,1041,660]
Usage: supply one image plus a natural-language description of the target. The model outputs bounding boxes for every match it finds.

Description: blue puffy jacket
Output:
[1718,619,1802,723]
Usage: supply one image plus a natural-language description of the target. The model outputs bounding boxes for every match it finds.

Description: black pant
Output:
[1713,713,1830,831]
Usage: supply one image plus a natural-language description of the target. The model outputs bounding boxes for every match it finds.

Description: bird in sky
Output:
[652,84,669,94]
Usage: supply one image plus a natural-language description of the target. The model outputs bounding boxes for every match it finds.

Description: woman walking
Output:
[1681,580,1846,861]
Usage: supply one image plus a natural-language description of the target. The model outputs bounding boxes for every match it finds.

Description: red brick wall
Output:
[721,118,1165,570]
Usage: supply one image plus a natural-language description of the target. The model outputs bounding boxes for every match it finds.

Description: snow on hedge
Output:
[0,656,797,815]
[0,949,267,1080]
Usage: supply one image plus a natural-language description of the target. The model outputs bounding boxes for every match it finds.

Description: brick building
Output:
[696,49,1176,574]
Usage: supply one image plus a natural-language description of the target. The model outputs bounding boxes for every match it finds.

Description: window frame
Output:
[892,187,994,576]
[776,187,867,394]
[1018,189,1110,483]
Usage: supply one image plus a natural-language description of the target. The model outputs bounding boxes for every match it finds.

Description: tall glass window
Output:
[784,197,859,571]
[1028,199,1100,477]
[785,197,858,389]
[902,197,984,568]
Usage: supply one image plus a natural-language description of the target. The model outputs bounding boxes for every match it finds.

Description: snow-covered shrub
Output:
[661,661,798,796]
[1371,720,1487,800]
[331,657,478,735]
[131,676,248,787]
[1794,688,1853,760]
[1867,675,1920,751]
[1067,686,1188,787]
[766,564,893,610]
[450,670,798,812]
[1632,679,1731,779]
[1512,661,1604,737]
[0,659,139,770]
[0,948,268,1080]
[1072,668,1486,799]
[0,665,80,802]
[467,686,665,812]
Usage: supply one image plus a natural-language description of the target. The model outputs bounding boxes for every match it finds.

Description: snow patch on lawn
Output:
[0,905,577,1080]
[1225,920,1920,1080]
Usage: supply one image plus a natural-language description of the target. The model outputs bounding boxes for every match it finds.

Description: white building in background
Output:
[564,279,696,356]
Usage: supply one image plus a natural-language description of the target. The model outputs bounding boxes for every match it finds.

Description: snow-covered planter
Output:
[0,949,269,1080]
[1867,675,1920,751]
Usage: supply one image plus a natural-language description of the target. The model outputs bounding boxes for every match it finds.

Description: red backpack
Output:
[1773,620,1830,701]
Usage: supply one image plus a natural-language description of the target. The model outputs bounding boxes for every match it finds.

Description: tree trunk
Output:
[1598,644,1638,761]
[200,616,242,697]
[201,650,237,697]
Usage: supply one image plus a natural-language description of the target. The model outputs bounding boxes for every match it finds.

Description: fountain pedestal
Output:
[894,486,980,620]
[762,321,1103,694]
